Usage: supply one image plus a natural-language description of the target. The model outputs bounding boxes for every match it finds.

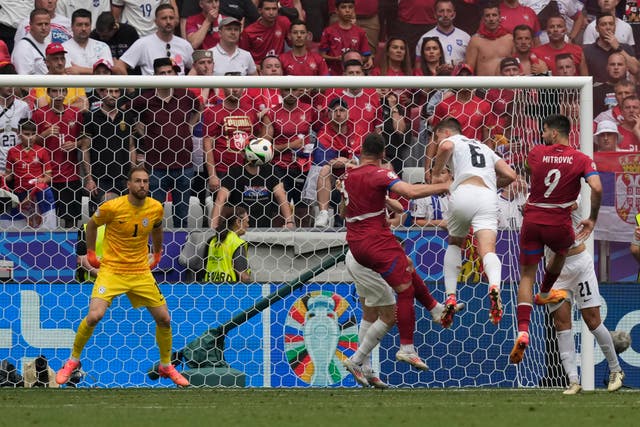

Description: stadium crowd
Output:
[1,0,639,231]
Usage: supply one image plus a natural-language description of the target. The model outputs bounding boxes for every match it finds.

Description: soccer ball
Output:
[244,138,274,165]
[610,330,632,354]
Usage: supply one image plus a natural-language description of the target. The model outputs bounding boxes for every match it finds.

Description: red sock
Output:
[540,270,560,293]
[516,304,532,333]
[396,286,416,345]
[411,271,437,310]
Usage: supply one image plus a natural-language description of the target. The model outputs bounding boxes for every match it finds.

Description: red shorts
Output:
[348,237,411,288]
[519,220,575,265]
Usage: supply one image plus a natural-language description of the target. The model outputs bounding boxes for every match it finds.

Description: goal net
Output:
[0,74,601,389]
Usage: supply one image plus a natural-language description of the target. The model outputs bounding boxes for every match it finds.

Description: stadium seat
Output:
[188,196,203,229]
[163,201,173,229]
[402,167,425,184]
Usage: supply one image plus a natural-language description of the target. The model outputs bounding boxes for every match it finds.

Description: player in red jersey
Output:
[340,133,450,378]
[510,114,602,364]
[239,0,291,64]
[279,20,329,76]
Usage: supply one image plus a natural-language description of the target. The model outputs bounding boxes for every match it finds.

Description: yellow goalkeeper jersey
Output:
[92,195,164,274]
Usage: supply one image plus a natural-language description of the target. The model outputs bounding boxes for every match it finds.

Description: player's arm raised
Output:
[495,158,517,189]
[577,173,603,241]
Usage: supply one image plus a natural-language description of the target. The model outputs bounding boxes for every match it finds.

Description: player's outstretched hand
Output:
[87,250,101,268]
[576,218,596,242]
[149,251,162,269]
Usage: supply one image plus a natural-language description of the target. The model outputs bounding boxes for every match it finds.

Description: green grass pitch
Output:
[1,388,639,427]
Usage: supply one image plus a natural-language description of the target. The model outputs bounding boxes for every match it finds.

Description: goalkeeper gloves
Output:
[149,251,162,269]
[87,250,100,268]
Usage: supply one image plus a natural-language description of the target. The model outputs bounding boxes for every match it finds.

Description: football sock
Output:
[156,326,173,365]
[396,286,416,345]
[482,252,501,290]
[443,244,462,296]
[352,319,392,365]
[71,318,95,360]
[516,303,533,333]
[539,269,560,293]
[557,329,579,384]
[411,271,437,310]
[357,320,373,369]
[591,323,621,372]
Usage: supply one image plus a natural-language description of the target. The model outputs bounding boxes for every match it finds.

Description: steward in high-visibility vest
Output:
[205,206,251,283]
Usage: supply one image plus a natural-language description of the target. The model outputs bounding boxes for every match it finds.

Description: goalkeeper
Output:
[56,166,189,387]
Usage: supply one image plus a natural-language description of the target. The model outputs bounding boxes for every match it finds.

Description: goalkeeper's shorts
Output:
[92,270,165,308]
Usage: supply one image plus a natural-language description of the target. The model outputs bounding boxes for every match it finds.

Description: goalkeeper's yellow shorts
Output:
[91,270,165,308]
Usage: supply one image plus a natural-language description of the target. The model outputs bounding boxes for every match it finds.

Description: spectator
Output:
[62,8,114,75]
[185,0,222,50]
[248,55,284,112]
[2,119,57,229]
[409,194,449,227]
[111,0,178,37]
[32,87,87,228]
[89,11,139,61]
[320,0,372,75]
[210,16,257,75]
[188,49,216,227]
[530,15,588,76]
[14,0,72,45]
[583,13,638,83]
[205,205,252,283]
[324,60,382,156]
[86,59,114,111]
[56,0,110,28]
[593,51,632,117]
[80,87,137,215]
[594,120,622,151]
[114,4,193,75]
[414,36,450,76]
[522,0,585,44]
[583,0,635,47]
[302,96,354,228]
[202,85,271,197]
[594,79,636,125]
[512,24,549,75]
[415,0,470,66]
[616,95,640,151]
[211,142,294,229]
[0,64,32,174]
[377,88,409,174]
[465,2,514,76]
[11,8,50,75]
[497,174,527,230]
[31,42,89,111]
[328,0,380,57]
[391,0,437,59]
[270,87,319,227]
[0,1,32,54]
[300,0,329,42]
[132,57,201,228]
[370,37,413,77]
[240,0,291,64]
[279,20,329,76]
[499,0,541,39]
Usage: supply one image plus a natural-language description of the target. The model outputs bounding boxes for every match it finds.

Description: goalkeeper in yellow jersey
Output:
[55,165,189,387]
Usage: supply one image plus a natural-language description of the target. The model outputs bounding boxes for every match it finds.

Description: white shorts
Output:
[345,250,396,307]
[446,185,498,238]
[548,249,601,313]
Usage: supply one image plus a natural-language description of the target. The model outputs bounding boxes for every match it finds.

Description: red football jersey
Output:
[5,144,51,192]
[185,13,222,50]
[239,16,290,64]
[319,23,370,75]
[343,164,401,243]
[432,95,492,141]
[32,105,82,183]
[271,102,317,171]
[203,104,261,173]
[279,50,330,76]
[531,43,583,76]
[525,144,598,225]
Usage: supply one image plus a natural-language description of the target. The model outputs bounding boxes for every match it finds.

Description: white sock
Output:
[557,329,579,384]
[591,323,621,373]
[443,244,462,296]
[351,319,392,365]
[399,343,416,353]
[358,320,373,371]
[482,252,501,290]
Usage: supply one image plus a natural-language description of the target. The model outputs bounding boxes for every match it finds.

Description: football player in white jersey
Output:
[0,65,32,174]
[546,198,625,394]
[431,117,516,328]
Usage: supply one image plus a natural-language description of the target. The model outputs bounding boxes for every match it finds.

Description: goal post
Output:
[0,74,600,389]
